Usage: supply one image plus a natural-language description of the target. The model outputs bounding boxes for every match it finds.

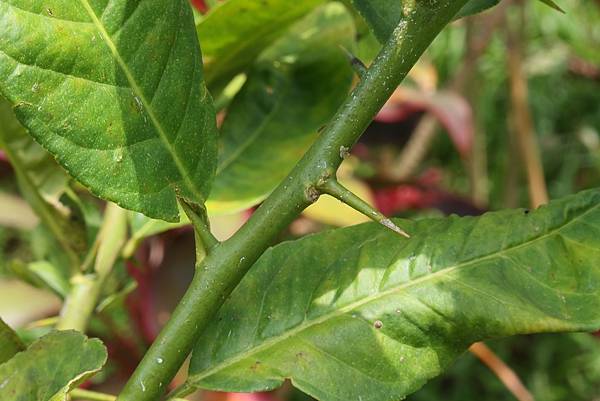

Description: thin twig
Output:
[71,388,116,401]
[469,342,534,401]
[506,0,549,208]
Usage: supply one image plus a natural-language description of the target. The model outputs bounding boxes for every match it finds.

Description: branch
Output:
[57,203,127,331]
[506,0,549,209]
[117,2,470,400]
[469,342,534,401]
[71,389,116,401]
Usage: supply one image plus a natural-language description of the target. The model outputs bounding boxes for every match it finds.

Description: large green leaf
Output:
[0,330,106,401]
[0,317,24,364]
[205,3,354,215]
[0,0,218,221]
[197,0,323,92]
[189,189,600,401]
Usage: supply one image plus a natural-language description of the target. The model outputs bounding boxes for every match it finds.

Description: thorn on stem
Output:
[339,45,368,79]
[319,179,410,238]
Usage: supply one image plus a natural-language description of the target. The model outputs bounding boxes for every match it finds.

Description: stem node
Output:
[304,186,321,204]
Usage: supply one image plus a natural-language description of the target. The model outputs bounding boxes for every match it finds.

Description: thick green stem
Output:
[117,2,468,400]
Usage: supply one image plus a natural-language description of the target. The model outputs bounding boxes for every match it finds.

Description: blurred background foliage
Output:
[0,0,599,400]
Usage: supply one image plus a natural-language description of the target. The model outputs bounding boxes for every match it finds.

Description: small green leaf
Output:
[0,317,24,364]
[0,100,69,209]
[197,0,324,92]
[348,0,403,44]
[454,0,500,19]
[189,189,600,401]
[206,3,355,215]
[0,330,106,401]
[0,0,218,221]
[27,261,71,298]
[537,0,565,13]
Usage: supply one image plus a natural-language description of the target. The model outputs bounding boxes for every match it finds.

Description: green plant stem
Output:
[57,203,127,331]
[71,389,116,401]
[319,178,410,237]
[117,2,468,400]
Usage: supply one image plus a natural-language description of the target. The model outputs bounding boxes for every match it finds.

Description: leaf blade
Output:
[189,189,600,401]
[0,330,106,401]
[197,0,324,92]
[0,317,24,364]
[350,0,503,43]
[0,0,218,221]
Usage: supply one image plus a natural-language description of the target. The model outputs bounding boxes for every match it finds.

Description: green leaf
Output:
[206,3,355,215]
[0,330,106,401]
[350,0,501,43]
[197,0,324,92]
[348,0,403,44]
[0,0,218,221]
[27,260,71,298]
[189,189,600,401]
[0,317,24,364]
[0,99,69,208]
[537,0,564,13]
[454,0,500,19]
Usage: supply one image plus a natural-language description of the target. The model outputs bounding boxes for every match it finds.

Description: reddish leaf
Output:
[205,392,278,401]
[376,87,474,156]
[191,0,208,13]
[374,169,484,216]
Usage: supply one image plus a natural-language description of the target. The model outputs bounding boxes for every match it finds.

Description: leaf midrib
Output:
[190,203,599,382]
[77,0,204,202]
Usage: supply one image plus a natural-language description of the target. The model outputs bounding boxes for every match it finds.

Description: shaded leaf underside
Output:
[190,189,600,401]
[197,0,323,93]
